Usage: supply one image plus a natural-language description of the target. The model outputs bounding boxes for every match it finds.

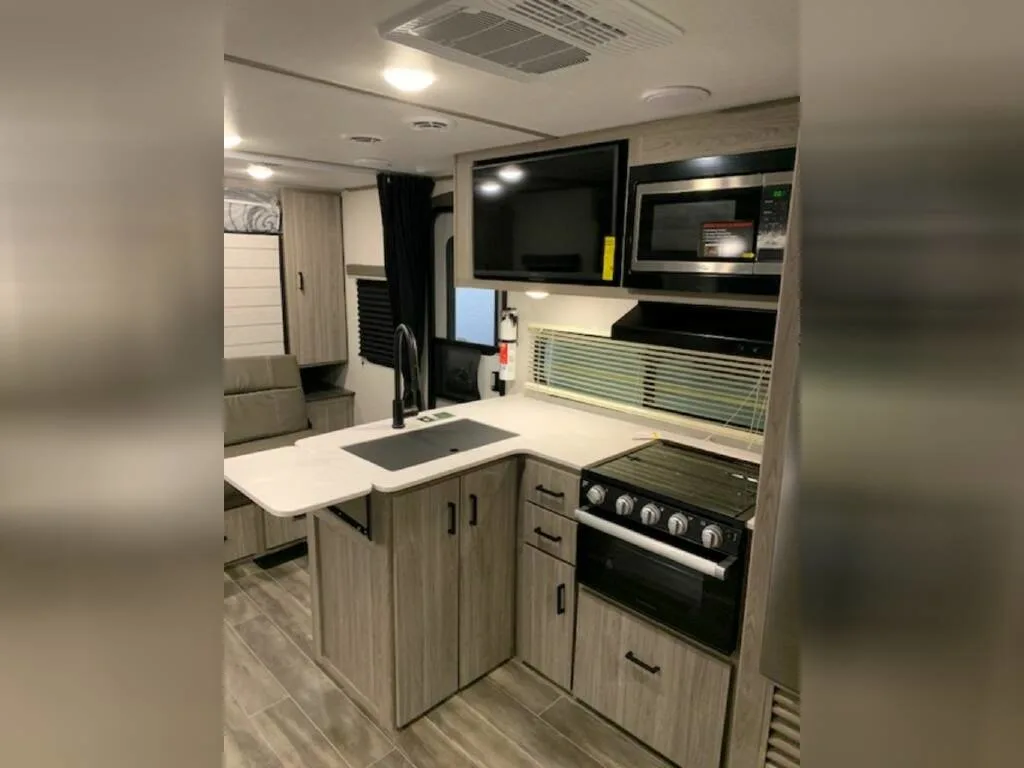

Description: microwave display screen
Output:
[650,200,737,253]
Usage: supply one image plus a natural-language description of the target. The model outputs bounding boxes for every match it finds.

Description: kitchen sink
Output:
[342,419,519,471]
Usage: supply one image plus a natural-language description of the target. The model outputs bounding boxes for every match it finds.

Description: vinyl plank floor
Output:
[224,623,286,716]
[251,697,351,768]
[540,697,674,768]
[238,571,314,657]
[392,717,480,768]
[226,591,262,627]
[234,615,393,768]
[267,562,312,612]
[486,661,563,715]
[370,750,415,768]
[224,688,284,768]
[427,696,538,768]
[460,678,604,768]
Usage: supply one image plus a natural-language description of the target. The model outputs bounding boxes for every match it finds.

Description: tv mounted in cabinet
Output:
[471,140,628,286]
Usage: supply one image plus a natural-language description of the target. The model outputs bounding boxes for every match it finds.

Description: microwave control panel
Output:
[755,183,793,261]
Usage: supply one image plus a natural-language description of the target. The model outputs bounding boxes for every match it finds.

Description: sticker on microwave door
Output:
[701,221,754,260]
[602,236,616,280]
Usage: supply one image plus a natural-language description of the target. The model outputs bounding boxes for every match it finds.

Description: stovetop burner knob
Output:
[614,494,634,516]
[586,484,607,506]
[667,513,688,536]
[640,503,661,526]
[701,524,723,549]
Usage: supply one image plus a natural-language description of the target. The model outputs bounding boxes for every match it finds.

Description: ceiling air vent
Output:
[346,134,385,144]
[407,116,454,132]
[378,0,684,81]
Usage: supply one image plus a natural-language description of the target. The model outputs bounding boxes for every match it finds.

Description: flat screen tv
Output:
[472,140,628,285]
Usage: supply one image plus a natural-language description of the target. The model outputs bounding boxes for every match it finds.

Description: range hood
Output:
[611,302,777,360]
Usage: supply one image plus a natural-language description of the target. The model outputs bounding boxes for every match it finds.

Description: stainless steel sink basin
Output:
[342,419,518,471]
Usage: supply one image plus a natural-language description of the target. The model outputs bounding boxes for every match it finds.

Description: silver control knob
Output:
[640,503,661,526]
[614,494,634,516]
[586,484,607,506]
[667,513,688,536]
[701,524,723,549]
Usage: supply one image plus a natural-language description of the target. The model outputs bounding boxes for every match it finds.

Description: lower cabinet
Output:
[573,589,732,768]
[263,510,308,550]
[517,543,576,690]
[224,503,262,563]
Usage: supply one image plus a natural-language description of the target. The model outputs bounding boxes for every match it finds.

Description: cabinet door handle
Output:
[297,271,305,292]
[556,583,566,615]
[533,526,562,543]
[448,502,457,536]
[625,651,661,675]
[223,535,228,542]
[535,484,564,499]
[469,494,478,526]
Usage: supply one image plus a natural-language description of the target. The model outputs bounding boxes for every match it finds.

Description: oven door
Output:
[575,509,745,655]
[630,173,765,275]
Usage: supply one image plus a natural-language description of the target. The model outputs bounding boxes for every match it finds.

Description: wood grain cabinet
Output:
[280,188,347,366]
[574,589,732,768]
[517,543,576,690]
[224,503,262,563]
[262,510,308,550]
[306,393,354,432]
[458,460,518,686]
[521,458,579,518]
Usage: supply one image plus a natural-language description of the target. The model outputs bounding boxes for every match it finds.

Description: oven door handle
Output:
[574,508,736,581]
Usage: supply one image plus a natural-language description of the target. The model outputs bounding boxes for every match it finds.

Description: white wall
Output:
[223,233,285,358]
[341,188,394,425]
[503,291,637,394]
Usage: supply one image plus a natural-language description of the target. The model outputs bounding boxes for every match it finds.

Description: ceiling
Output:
[224,0,798,190]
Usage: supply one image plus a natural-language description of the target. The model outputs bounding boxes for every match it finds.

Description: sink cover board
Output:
[342,419,519,471]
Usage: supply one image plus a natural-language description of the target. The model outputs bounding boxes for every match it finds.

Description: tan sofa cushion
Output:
[224,355,302,395]
[223,355,309,447]
[223,428,317,508]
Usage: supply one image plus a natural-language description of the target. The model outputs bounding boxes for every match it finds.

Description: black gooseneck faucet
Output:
[392,323,423,429]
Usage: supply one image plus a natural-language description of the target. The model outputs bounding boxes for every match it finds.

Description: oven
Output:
[624,148,796,292]
[575,507,746,655]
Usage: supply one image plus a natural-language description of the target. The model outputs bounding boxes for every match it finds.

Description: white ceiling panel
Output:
[224,155,380,192]
[225,0,799,137]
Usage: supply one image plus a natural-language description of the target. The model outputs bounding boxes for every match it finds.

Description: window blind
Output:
[356,278,395,368]
[528,326,771,436]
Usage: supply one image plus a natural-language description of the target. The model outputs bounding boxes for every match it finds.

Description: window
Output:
[441,235,504,351]
[355,279,394,368]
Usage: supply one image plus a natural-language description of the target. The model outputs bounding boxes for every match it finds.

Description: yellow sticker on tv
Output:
[602,236,616,281]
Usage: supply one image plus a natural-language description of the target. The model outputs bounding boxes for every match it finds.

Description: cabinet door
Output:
[263,510,307,550]
[574,590,731,768]
[280,188,347,366]
[517,544,576,690]
[459,459,518,686]
[393,477,460,726]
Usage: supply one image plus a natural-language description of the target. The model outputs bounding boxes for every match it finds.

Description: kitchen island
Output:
[224,393,762,755]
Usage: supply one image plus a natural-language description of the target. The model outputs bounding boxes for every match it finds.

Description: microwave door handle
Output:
[574,508,735,581]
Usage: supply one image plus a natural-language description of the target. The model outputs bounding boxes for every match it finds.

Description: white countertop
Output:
[224,394,762,525]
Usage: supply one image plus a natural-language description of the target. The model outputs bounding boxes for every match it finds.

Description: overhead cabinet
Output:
[280,188,348,365]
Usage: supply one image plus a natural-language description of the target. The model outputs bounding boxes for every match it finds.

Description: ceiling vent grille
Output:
[379,0,683,80]
[408,116,454,131]
[347,134,385,144]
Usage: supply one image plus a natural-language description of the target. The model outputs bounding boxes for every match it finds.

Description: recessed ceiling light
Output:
[641,86,712,108]
[525,291,549,300]
[477,180,503,197]
[497,165,525,183]
[383,67,435,93]
[246,164,274,180]
[224,133,242,149]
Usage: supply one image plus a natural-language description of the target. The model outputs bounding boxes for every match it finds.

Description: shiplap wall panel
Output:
[224,233,284,359]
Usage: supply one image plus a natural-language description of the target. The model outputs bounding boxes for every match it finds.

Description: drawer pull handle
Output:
[223,535,228,542]
[534,526,563,543]
[556,583,566,615]
[448,502,457,536]
[535,484,564,499]
[469,494,478,526]
[297,271,305,292]
[625,651,661,675]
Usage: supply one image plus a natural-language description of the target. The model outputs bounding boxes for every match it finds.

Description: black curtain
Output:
[377,172,435,403]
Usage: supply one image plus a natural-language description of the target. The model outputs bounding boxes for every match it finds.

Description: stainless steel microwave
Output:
[624,148,796,293]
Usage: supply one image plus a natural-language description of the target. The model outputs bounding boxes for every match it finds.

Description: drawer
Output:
[224,503,262,563]
[264,510,309,550]
[573,590,731,768]
[521,502,576,564]
[521,459,578,518]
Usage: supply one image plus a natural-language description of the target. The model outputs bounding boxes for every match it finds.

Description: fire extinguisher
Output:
[497,307,519,391]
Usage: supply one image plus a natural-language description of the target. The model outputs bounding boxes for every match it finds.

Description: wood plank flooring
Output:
[224,556,674,768]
